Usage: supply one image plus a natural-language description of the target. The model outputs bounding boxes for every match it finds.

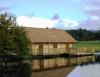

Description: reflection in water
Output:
[67,63,100,77]
[32,66,75,77]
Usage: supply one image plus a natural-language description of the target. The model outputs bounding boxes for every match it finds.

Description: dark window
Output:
[53,44,57,48]
[39,44,43,54]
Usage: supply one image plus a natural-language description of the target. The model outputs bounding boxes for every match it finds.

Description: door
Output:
[39,44,43,55]
[39,44,44,70]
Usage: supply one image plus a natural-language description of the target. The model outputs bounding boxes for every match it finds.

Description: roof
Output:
[25,27,76,43]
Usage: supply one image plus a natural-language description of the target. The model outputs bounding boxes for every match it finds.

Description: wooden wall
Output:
[32,43,70,55]
[31,43,71,70]
[31,43,95,71]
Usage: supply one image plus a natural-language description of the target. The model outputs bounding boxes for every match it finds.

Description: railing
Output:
[32,48,70,55]
[70,47,96,55]
[31,47,97,58]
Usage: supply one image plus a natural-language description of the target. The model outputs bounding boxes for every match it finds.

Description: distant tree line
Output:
[66,28,100,41]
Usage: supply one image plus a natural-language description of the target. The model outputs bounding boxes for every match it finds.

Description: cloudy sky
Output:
[0,0,100,30]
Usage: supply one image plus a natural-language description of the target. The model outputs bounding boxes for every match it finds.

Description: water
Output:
[67,63,100,77]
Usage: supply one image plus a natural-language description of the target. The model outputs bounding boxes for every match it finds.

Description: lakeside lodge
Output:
[25,27,95,71]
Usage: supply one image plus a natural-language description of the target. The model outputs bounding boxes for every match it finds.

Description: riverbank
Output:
[32,66,75,77]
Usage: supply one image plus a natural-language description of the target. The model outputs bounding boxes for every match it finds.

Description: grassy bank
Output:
[75,41,100,52]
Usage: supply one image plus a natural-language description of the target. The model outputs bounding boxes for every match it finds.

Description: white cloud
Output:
[74,0,100,30]
[54,19,79,29]
[17,16,56,28]
[90,16,100,20]
[16,16,79,29]
[63,19,79,27]
[84,5,99,11]
[78,17,100,30]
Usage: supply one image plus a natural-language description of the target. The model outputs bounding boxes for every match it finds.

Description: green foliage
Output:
[75,41,100,52]
[0,13,32,77]
[0,13,31,57]
[66,28,100,41]
[14,26,31,56]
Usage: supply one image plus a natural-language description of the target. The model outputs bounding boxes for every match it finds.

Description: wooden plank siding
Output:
[32,43,70,55]
[31,43,72,70]
[31,44,96,71]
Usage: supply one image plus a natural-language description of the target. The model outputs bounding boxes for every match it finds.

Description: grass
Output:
[75,41,100,53]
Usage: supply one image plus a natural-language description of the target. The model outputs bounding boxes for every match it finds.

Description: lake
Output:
[67,63,100,77]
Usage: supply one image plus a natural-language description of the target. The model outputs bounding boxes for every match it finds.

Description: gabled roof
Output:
[25,27,76,43]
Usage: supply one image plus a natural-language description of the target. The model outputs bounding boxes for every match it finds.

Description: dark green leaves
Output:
[0,13,31,57]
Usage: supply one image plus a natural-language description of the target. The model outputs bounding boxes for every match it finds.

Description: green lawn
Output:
[75,41,100,52]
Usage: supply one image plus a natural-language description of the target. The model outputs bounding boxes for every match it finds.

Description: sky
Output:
[0,0,100,30]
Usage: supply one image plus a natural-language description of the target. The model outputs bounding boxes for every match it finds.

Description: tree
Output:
[0,13,32,77]
[0,13,31,57]
[66,28,100,41]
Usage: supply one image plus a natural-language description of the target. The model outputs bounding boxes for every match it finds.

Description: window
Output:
[69,44,73,48]
[53,44,57,48]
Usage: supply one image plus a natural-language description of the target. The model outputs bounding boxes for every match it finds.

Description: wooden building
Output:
[25,27,76,70]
